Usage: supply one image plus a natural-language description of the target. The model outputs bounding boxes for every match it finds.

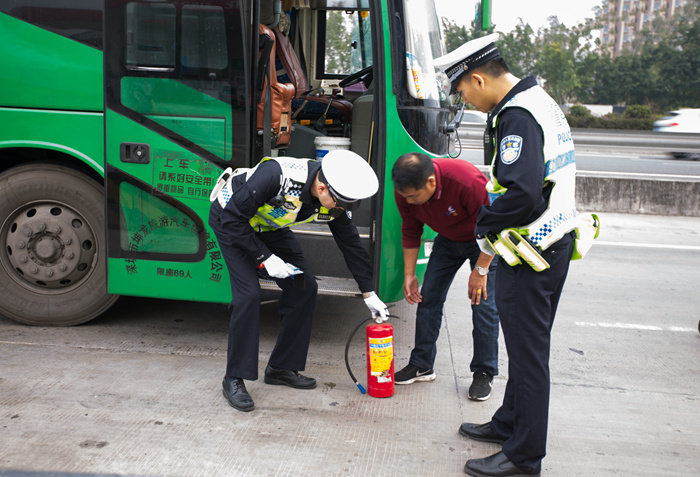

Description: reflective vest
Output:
[212,157,336,232]
[487,85,579,252]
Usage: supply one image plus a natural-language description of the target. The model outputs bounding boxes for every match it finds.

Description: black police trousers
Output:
[209,202,318,381]
[490,233,574,474]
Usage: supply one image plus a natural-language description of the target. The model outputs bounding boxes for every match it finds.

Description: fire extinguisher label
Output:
[369,336,393,383]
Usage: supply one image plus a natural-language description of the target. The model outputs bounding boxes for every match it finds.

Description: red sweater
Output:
[395,158,489,249]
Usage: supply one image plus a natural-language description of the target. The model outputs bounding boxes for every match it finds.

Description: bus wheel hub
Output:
[6,203,97,289]
[31,234,62,263]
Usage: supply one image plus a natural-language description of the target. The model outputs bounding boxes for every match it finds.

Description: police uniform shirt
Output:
[475,76,550,239]
[217,159,374,292]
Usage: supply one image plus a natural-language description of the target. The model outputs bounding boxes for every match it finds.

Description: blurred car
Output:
[451,109,487,156]
[460,110,487,125]
[653,108,700,133]
[652,109,700,159]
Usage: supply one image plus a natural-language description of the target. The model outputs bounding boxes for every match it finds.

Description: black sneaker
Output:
[264,365,317,389]
[468,370,493,401]
[394,363,436,385]
[222,378,255,412]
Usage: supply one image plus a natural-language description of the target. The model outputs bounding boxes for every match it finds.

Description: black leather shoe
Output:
[464,451,539,477]
[459,422,506,444]
[264,364,317,389]
[222,378,254,412]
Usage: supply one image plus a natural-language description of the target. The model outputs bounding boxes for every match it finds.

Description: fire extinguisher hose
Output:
[344,314,398,394]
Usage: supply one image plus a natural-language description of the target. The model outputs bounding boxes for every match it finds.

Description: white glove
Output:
[262,254,295,279]
[364,293,388,323]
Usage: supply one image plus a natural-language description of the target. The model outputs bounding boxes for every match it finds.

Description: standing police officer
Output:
[209,150,388,412]
[435,34,581,476]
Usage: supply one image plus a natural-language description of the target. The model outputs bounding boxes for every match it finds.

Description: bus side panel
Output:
[377,127,434,304]
[0,108,104,174]
[0,14,102,112]
[375,0,433,303]
[107,254,231,304]
[104,109,231,304]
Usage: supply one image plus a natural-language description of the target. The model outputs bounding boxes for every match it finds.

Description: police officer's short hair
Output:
[471,56,510,78]
[392,153,435,192]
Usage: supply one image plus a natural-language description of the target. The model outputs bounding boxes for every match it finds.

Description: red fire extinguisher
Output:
[345,315,396,397]
[366,323,394,398]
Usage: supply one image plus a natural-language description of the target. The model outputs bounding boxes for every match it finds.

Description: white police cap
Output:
[320,149,379,206]
[433,33,500,93]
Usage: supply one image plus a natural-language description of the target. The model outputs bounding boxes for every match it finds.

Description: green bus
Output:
[0,0,459,326]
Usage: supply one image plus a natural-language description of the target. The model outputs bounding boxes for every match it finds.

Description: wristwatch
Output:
[475,265,489,276]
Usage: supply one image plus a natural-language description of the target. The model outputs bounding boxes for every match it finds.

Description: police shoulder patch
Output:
[500,135,523,164]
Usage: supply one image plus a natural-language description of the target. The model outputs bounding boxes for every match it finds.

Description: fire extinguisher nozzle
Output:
[356,383,367,394]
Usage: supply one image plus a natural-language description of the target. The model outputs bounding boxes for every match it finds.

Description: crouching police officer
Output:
[209,150,388,412]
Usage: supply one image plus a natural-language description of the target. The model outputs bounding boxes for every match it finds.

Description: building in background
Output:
[600,0,690,56]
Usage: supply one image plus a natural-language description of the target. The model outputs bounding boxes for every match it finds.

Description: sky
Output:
[435,0,604,33]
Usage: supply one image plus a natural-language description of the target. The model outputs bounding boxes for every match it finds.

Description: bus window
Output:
[394,0,453,155]
[316,8,372,79]
[126,2,229,72]
[0,0,103,49]
[350,11,372,73]
[125,2,176,70]
[403,0,447,101]
[118,2,242,165]
[181,5,227,71]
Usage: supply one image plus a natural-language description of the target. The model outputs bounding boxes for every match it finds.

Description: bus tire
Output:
[0,163,119,326]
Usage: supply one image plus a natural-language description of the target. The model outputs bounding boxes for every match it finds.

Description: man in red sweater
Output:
[392,152,500,400]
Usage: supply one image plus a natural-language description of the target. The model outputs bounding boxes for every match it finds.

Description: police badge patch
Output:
[500,135,523,164]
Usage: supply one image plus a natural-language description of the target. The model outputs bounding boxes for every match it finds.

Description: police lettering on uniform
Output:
[434,34,598,476]
[208,150,388,412]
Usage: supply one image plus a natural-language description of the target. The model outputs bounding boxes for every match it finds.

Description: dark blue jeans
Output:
[409,234,500,376]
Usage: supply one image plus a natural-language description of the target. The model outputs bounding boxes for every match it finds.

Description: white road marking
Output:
[577,170,700,178]
[575,322,696,332]
[596,240,700,251]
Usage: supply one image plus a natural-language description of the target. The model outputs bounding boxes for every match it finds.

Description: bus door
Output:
[274,3,378,295]
[103,0,252,302]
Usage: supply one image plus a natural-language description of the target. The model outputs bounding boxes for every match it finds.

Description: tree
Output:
[534,17,585,104]
[441,18,471,53]
[573,50,601,104]
[438,1,700,113]
[651,6,700,110]
[497,21,537,78]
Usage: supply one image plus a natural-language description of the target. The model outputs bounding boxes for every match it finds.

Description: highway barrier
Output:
[459,125,700,217]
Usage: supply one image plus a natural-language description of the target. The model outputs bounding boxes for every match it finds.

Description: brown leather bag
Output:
[257,24,295,149]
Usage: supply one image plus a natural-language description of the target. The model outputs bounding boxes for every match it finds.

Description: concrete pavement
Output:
[1,213,699,476]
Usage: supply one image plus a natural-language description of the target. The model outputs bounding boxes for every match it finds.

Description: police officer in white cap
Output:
[435,34,580,477]
[208,150,388,412]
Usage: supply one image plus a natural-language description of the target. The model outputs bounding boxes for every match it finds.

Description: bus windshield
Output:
[402,0,448,101]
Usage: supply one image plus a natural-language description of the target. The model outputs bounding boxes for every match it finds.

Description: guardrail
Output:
[457,124,700,156]
[457,123,700,217]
